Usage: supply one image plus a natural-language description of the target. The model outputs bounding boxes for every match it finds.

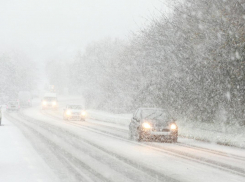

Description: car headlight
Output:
[81,111,86,116]
[52,101,57,106]
[42,101,47,105]
[170,123,177,130]
[142,122,152,129]
[66,110,71,115]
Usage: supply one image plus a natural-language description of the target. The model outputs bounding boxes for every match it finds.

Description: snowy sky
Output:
[0,0,166,62]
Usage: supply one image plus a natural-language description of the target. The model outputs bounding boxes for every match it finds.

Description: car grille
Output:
[153,128,170,132]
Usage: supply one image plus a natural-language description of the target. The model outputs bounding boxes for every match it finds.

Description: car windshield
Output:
[44,97,56,101]
[141,109,169,121]
[68,105,83,110]
[9,102,18,105]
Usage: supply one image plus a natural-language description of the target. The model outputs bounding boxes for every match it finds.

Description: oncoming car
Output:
[129,108,178,142]
[63,105,86,121]
[6,101,20,112]
[41,95,58,110]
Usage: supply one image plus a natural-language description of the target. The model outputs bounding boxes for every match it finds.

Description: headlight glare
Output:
[142,122,152,129]
[81,111,86,116]
[42,101,47,105]
[66,110,71,115]
[52,101,57,106]
[170,124,177,130]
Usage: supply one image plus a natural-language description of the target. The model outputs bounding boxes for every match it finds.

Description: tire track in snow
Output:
[175,143,245,162]
[4,113,99,182]
[5,113,118,182]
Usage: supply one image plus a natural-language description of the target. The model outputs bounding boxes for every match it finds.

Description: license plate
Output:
[72,116,80,119]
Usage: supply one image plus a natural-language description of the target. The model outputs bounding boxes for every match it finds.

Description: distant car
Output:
[6,101,20,112]
[63,105,86,121]
[129,108,178,142]
[41,93,58,110]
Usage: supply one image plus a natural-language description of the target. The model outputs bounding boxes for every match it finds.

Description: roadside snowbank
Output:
[177,120,245,148]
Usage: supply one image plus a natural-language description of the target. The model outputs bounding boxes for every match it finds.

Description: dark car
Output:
[129,108,178,142]
[63,104,86,121]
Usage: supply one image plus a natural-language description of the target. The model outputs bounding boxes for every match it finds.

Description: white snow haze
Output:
[1,1,245,182]
[0,0,165,61]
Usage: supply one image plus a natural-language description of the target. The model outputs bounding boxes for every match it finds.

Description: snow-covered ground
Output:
[0,115,58,182]
[1,98,245,182]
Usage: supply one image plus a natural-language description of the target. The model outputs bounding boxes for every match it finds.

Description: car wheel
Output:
[137,134,143,142]
[172,137,178,143]
[128,130,133,140]
[135,128,143,142]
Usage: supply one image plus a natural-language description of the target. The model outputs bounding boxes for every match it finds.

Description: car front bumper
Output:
[141,130,178,141]
[149,131,172,136]
[42,104,57,109]
[66,115,85,120]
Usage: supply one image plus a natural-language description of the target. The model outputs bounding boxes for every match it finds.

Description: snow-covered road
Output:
[2,101,245,182]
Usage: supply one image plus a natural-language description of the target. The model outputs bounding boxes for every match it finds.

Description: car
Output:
[41,93,58,110]
[6,101,20,112]
[63,104,86,121]
[129,108,178,142]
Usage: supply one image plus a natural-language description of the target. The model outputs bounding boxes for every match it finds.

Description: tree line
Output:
[47,0,245,125]
[0,52,37,100]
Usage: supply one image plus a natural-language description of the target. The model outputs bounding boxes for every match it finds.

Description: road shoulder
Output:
[0,114,58,182]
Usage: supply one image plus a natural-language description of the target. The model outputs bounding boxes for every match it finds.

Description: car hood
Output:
[8,104,19,107]
[45,100,56,102]
[69,109,83,112]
